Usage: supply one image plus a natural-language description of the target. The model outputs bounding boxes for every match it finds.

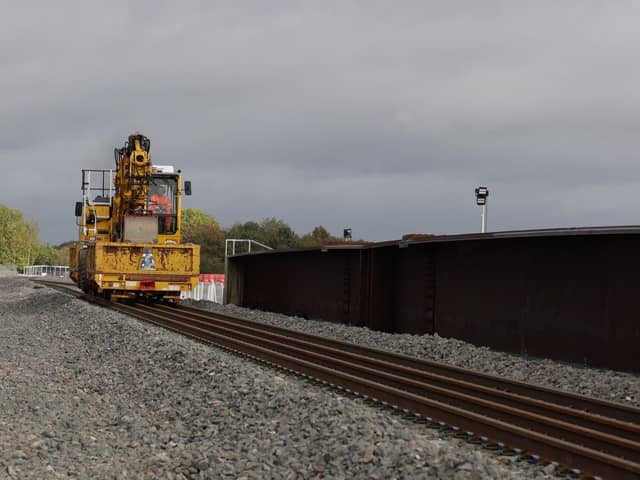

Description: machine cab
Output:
[149,170,178,236]
[74,166,191,244]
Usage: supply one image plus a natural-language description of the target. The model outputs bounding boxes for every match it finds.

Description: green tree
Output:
[0,204,36,267]
[32,244,62,265]
[183,223,225,273]
[226,218,299,250]
[259,217,299,249]
[182,214,225,273]
[182,208,217,231]
[298,225,337,247]
[226,221,263,242]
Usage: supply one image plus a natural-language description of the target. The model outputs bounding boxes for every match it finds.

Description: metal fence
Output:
[22,265,70,277]
[181,281,224,304]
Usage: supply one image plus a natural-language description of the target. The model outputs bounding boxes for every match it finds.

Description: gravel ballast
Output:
[187,301,640,408]
[0,277,627,479]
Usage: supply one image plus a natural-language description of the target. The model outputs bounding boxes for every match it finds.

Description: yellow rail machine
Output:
[69,133,200,302]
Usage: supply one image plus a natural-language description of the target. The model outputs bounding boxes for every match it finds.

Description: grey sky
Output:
[2,2,640,244]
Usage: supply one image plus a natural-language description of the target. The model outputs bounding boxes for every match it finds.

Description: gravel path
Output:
[187,301,640,408]
[0,276,556,479]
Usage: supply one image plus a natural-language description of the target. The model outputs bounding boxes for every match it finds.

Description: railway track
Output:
[35,279,640,479]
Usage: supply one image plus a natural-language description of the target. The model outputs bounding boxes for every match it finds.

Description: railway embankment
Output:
[186,300,640,409]
[1,276,636,478]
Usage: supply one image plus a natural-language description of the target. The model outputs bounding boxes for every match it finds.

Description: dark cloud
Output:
[2,2,640,244]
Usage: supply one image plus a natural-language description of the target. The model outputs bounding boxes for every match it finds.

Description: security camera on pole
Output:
[475,186,489,233]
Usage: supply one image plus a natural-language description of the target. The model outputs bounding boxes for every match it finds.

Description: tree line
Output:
[0,204,347,273]
[0,204,68,269]
[181,208,344,273]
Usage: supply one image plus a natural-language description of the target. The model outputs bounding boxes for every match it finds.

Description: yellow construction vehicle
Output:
[69,133,200,303]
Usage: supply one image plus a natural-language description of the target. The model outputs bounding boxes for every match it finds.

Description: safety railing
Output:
[224,238,273,257]
[21,265,70,277]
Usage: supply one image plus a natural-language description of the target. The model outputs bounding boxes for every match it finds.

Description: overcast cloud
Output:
[2,1,640,244]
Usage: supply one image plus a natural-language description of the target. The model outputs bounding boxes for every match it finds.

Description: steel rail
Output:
[144,304,640,442]
[174,305,640,425]
[35,279,640,479]
[113,302,640,479]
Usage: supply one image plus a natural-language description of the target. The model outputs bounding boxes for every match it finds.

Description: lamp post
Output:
[475,186,489,233]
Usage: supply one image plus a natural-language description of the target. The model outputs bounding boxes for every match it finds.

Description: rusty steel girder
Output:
[225,227,640,372]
